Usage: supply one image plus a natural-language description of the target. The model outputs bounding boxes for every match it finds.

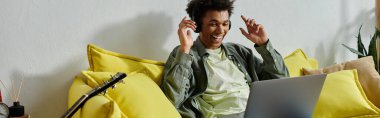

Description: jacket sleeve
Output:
[160,46,193,108]
[252,40,289,80]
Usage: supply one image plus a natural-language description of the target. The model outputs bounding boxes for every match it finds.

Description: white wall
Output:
[0,0,375,117]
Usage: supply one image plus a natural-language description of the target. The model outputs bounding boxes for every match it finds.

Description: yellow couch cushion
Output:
[81,96,123,118]
[82,71,181,118]
[312,70,380,118]
[87,44,165,85]
[303,56,380,109]
[284,49,318,77]
[68,76,124,118]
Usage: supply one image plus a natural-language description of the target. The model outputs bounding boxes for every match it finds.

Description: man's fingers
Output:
[242,15,256,25]
[239,28,249,37]
[256,24,261,33]
[248,19,253,27]
[185,24,196,31]
[180,16,196,27]
[184,20,196,25]
[241,15,248,23]
[250,19,256,27]
[247,18,252,26]
[256,24,264,33]
[179,16,196,31]
[182,23,195,29]
[179,16,187,27]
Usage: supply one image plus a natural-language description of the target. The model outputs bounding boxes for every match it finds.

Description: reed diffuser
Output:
[0,78,25,117]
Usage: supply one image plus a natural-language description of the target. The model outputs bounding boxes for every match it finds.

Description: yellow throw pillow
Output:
[82,71,181,118]
[304,56,380,109]
[68,76,124,118]
[284,49,319,77]
[87,44,165,85]
[81,96,123,118]
[312,70,380,118]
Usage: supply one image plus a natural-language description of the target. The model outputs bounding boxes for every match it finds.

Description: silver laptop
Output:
[244,74,327,118]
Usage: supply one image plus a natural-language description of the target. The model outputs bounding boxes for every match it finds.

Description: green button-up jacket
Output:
[160,37,289,118]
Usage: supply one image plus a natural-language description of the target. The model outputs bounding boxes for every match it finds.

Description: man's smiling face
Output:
[199,10,230,49]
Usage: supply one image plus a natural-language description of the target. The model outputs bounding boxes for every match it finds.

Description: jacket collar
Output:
[194,37,208,57]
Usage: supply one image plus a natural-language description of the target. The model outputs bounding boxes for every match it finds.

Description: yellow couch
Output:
[68,44,181,118]
[67,45,380,118]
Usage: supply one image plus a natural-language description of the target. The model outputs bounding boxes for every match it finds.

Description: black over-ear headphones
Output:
[192,10,231,33]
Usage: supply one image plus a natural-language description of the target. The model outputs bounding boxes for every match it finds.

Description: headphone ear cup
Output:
[229,20,231,30]
[195,27,200,33]
[194,21,201,33]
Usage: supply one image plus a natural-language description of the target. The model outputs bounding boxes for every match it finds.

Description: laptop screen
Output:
[244,74,327,118]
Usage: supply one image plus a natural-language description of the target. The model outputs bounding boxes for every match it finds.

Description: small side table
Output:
[10,114,30,118]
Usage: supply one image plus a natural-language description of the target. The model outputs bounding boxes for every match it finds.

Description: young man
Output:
[160,0,289,118]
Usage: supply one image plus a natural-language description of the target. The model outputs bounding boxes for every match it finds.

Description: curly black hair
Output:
[186,0,235,33]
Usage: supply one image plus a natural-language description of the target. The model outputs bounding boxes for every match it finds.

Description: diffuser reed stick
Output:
[10,79,16,101]
[0,79,24,102]
[0,80,15,101]
[16,79,24,102]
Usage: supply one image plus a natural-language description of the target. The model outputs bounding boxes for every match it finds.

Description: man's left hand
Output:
[239,15,268,46]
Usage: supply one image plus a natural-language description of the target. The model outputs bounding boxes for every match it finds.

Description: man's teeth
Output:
[212,35,222,39]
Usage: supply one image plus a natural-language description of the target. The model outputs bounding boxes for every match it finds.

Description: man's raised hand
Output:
[239,15,268,46]
[178,16,196,54]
